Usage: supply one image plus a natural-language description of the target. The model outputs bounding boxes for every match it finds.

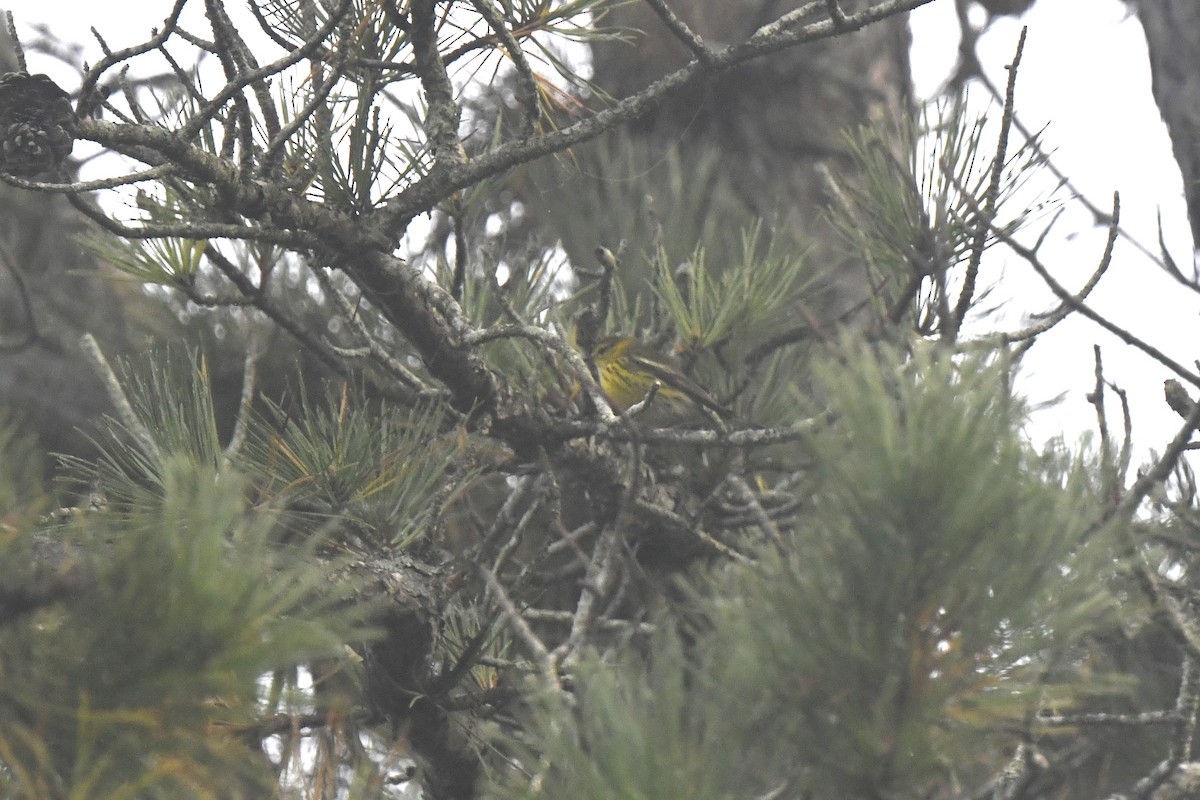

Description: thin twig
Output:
[381,0,938,230]
[951,26,1025,339]
[998,208,1113,345]
[725,475,789,555]
[1098,394,1200,541]
[5,11,26,72]
[472,0,541,133]
[964,184,1200,392]
[79,333,162,464]
[260,49,349,172]
[462,323,617,423]
[824,0,848,28]
[633,499,749,562]
[311,266,431,392]
[751,1,826,39]
[2,163,177,193]
[552,521,621,667]
[642,0,716,67]
[479,564,557,691]
[1102,660,1199,799]
[972,46,1172,280]
[180,0,354,142]
[1088,345,1114,488]
[78,0,189,116]
[221,329,264,466]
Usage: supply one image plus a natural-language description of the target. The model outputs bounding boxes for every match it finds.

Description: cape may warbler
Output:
[590,336,731,421]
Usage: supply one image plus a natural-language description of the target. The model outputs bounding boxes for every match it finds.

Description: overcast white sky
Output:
[3,0,1194,459]
[911,0,1197,458]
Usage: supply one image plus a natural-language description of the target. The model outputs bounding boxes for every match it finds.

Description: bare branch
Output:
[79,332,163,463]
[471,0,541,133]
[951,26,1025,339]
[641,0,716,67]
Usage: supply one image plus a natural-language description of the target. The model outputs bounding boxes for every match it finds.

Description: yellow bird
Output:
[590,336,731,421]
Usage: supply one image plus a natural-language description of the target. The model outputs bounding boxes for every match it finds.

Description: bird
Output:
[590,335,731,422]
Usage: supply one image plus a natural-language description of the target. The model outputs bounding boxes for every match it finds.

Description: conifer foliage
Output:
[0,2,1197,799]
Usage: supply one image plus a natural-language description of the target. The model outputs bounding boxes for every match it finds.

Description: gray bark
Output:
[1136,0,1200,249]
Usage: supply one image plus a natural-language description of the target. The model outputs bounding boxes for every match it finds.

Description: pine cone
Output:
[0,72,76,177]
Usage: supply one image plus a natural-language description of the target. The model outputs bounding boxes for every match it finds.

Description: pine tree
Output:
[0,3,1198,799]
